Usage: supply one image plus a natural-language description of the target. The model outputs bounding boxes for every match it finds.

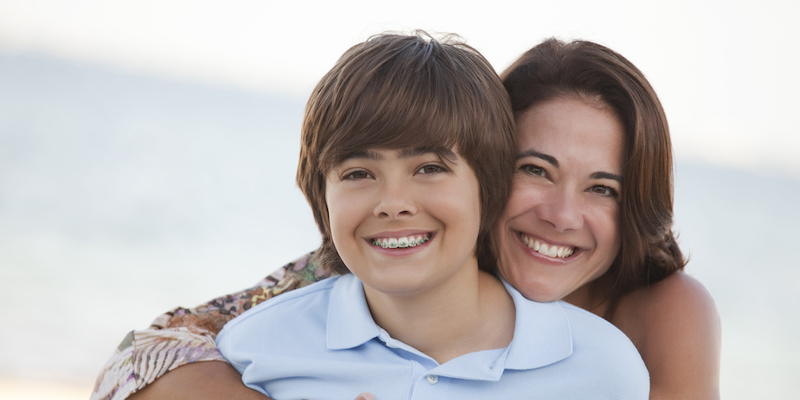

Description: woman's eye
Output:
[417,164,446,174]
[590,185,619,198]
[520,164,546,177]
[343,170,372,180]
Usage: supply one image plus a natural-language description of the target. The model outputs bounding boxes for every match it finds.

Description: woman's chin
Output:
[512,278,565,303]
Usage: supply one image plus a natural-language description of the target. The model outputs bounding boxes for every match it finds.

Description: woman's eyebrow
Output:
[517,149,558,167]
[591,171,624,183]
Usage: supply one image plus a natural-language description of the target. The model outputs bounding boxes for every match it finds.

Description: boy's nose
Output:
[373,181,418,218]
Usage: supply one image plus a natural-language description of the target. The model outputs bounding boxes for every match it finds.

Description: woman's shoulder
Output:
[616,272,718,331]
[614,271,721,399]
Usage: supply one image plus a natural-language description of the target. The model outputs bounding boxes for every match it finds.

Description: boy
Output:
[216,32,648,399]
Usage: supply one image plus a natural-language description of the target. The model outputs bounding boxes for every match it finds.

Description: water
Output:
[673,162,800,398]
[1,52,797,398]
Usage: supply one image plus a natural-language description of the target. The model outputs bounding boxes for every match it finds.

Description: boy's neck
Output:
[362,269,516,365]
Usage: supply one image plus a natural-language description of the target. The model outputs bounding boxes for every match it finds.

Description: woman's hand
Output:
[355,393,375,400]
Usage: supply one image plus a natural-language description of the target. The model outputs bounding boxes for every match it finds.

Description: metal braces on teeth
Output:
[372,236,430,248]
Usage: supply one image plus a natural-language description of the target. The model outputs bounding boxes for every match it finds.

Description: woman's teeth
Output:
[520,234,574,258]
[372,235,430,248]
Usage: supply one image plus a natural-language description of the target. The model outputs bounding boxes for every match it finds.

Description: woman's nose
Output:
[373,179,418,218]
[536,189,583,232]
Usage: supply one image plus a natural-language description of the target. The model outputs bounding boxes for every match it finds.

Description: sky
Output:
[1,0,798,177]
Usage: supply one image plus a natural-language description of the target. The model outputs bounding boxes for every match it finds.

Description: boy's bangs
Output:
[321,73,476,170]
[324,112,464,169]
[320,47,477,170]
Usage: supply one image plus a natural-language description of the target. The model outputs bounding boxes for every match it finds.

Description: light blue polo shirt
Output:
[217,274,648,399]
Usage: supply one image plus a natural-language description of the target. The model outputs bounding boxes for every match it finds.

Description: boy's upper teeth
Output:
[520,233,574,258]
[372,234,430,248]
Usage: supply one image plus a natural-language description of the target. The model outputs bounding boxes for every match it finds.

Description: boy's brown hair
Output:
[297,31,516,274]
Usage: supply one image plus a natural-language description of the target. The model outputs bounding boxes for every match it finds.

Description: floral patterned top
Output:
[90,251,335,400]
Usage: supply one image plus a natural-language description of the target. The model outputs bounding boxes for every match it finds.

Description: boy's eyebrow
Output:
[340,150,384,162]
[339,146,458,163]
[517,149,558,167]
[398,146,457,162]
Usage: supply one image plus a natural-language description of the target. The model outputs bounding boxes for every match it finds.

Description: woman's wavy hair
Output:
[501,38,686,300]
[297,32,516,275]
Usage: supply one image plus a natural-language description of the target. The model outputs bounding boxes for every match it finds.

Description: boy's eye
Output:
[520,164,546,177]
[343,170,372,180]
[417,164,447,174]
[589,185,619,198]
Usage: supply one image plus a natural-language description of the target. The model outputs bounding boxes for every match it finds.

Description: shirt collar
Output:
[326,274,382,350]
[325,274,574,372]
[434,280,574,380]
[501,278,574,370]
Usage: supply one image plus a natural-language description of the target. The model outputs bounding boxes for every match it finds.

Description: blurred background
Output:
[0,1,798,399]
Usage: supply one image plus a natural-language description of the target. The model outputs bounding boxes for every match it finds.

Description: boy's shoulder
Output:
[558,300,628,334]
[486,283,649,397]
[556,300,649,390]
[504,282,645,373]
[220,275,341,336]
[504,281,640,360]
[557,300,642,357]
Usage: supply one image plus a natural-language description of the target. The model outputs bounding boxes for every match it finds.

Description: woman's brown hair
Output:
[501,38,686,300]
[297,31,516,274]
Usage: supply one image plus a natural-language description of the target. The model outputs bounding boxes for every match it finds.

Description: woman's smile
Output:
[516,231,578,260]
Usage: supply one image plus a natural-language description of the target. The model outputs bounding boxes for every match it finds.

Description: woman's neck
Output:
[562,277,615,320]
[363,270,516,365]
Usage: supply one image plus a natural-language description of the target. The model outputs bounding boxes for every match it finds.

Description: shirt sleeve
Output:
[90,251,334,400]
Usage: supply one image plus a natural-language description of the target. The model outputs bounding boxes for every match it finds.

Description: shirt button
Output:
[426,374,439,384]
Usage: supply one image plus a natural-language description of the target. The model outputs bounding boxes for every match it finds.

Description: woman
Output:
[496,39,720,398]
[91,38,720,400]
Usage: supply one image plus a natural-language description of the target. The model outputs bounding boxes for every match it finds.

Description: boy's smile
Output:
[372,234,430,248]
[325,147,482,298]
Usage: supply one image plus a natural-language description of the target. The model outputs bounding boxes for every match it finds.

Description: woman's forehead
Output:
[516,97,625,175]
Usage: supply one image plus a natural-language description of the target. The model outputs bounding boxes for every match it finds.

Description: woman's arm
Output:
[128,361,269,400]
[127,362,379,400]
[615,271,721,399]
[90,252,334,400]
